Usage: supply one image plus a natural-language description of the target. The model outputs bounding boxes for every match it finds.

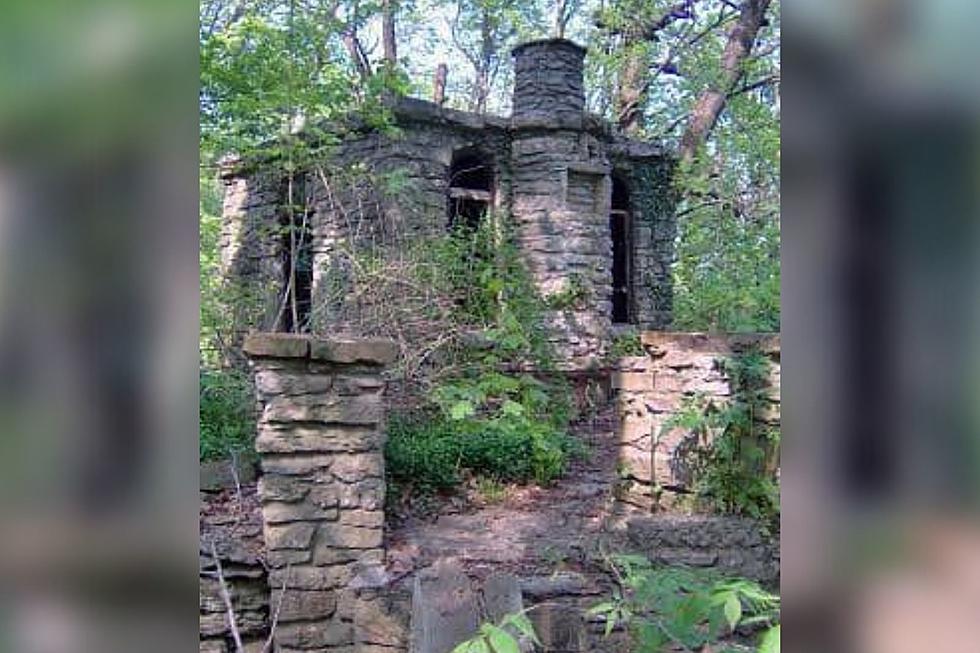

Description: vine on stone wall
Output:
[659,348,780,529]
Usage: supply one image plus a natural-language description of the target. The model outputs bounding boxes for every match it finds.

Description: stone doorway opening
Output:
[448,148,494,230]
[610,174,632,324]
[277,174,313,333]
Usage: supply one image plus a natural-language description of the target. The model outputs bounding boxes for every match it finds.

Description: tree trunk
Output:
[472,8,493,114]
[343,29,373,81]
[679,0,772,162]
[382,0,397,65]
[433,63,448,105]
[616,42,647,135]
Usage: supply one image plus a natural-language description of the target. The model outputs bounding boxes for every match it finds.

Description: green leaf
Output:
[723,594,742,631]
[501,400,524,416]
[449,400,475,421]
[757,624,780,653]
[586,601,616,616]
[486,625,520,653]
[503,613,541,645]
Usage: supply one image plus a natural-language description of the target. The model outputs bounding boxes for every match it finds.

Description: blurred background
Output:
[0,0,978,651]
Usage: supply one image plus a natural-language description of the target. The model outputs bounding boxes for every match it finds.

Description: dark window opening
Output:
[448,149,493,231]
[278,175,313,333]
[610,174,632,324]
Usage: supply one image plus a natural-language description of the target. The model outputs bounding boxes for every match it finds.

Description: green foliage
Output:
[384,214,576,494]
[608,329,644,359]
[660,350,780,527]
[589,554,780,653]
[451,610,541,653]
[671,160,780,332]
[545,273,589,310]
[200,368,256,461]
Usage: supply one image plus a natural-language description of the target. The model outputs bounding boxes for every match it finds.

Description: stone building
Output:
[219,39,677,368]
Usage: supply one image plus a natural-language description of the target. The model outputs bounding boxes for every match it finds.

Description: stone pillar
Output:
[510,39,613,369]
[244,333,397,652]
[512,39,586,129]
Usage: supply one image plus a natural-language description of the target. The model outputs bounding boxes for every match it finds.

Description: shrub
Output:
[589,554,780,653]
[660,349,780,528]
[200,368,256,461]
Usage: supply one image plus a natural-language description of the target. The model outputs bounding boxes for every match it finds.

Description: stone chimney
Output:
[511,39,586,129]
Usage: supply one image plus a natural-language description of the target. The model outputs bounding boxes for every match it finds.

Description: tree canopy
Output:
[200,0,780,339]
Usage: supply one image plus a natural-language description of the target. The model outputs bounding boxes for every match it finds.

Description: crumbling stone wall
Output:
[244,333,397,652]
[218,39,678,369]
[613,332,780,508]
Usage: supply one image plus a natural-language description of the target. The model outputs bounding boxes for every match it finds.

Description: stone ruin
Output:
[199,332,780,653]
[219,39,677,368]
[205,37,778,653]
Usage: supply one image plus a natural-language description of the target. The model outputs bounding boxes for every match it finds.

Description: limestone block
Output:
[410,560,481,653]
[276,618,354,648]
[338,509,385,529]
[270,589,338,621]
[256,425,381,454]
[260,454,334,476]
[258,474,310,503]
[331,453,384,482]
[356,596,410,648]
[316,524,383,550]
[264,522,318,550]
[269,564,355,591]
[199,640,226,653]
[262,394,383,425]
[309,339,399,365]
[243,333,310,358]
[266,549,311,567]
[262,501,340,524]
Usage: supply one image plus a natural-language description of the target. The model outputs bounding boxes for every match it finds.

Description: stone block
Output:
[256,425,380,454]
[331,454,384,482]
[199,639,227,653]
[262,394,383,425]
[270,565,355,590]
[338,509,385,529]
[309,339,399,365]
[260,454,334,476]
[243,333,309,358]
[410,560,481,653]
[262,501,339,524]
[264,522,318,550]
[266,549,312,567]
[611,371,653,392]
[258,474,310,502]
[270,589,338,621]
[276,619,354,648]
[316,524,383,550]
[355,596,410,648]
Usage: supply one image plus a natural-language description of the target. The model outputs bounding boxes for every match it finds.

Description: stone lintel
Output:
[244,332,398,365]
[639,331,780,356]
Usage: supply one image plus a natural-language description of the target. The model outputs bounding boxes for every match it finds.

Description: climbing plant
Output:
[659,348,780,528]
[382,215,578,496]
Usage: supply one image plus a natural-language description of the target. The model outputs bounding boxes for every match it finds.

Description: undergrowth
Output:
[384,214,577,496]
[590,554,780,653]
[200,368,256,462]
[660,349,780,529]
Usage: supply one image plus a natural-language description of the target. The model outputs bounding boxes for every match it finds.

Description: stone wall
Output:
[244,333,398,652]
[218,40,678,369]
[613,332,781,508]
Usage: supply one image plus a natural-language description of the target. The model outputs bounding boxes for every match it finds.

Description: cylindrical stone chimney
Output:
[511,38,586,128]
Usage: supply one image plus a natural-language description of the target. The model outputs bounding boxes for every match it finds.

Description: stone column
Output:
[510,39,613,368]
[244,333,397,652]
